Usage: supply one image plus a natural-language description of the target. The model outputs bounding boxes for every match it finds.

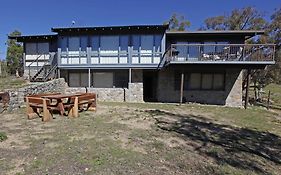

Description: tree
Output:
[164,13,191,31]
[6,30,23,76]
[269,7,281,50]
[201,6,267,30]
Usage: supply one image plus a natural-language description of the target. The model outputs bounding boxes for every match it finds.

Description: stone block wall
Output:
[66,87,126,102]
[157,68,243,107]
[8,78,67,110]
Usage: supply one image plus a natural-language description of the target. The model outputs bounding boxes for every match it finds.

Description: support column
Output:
[88,68,91,88]
[129,68,132,83]
[180,73,184,105]
[245,69,250,109]
[58,68,61,78]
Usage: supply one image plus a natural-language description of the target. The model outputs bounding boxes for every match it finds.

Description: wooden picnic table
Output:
[41,93,85,116]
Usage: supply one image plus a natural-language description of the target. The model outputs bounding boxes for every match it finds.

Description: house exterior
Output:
[9,24,275,107]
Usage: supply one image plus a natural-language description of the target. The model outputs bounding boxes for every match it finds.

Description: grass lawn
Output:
[0,102,281,175]
[0,76,27,90]
[264,83,281,107]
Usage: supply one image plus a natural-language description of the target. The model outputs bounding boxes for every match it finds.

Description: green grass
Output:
[0,76,27,90]
[0,132,7,142]
[264,83,281,106]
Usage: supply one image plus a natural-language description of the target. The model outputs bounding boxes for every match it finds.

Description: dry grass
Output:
[0,102,281,175]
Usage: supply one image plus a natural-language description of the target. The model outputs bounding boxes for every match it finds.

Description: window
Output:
[188,42,200,59]
[68,37,80,51]
[37,43,49,54]
[80,36,88,51]
[216,42,229,53]
[120,35,129,52]
[100,36,119,51]
[141,35,153,51]
[213,74,225,90]
[25,42,49,54]
[93,72,114,88]
[90,36,99,51]
[203,42,216,54]
[154,35,162,52]
[132,35,140,51]
[189,73,201,89]
[58,36,67,51]
[174,72,225,91]
[201,74,213,90]
[25,43,37,54]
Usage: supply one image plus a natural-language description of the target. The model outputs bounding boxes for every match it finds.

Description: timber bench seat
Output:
[65,93,97,117]
[26,97,56,122]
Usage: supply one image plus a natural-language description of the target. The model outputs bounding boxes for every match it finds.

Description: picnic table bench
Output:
[65,93,97,117]
[25,92,97,122]
[26,97,56,122]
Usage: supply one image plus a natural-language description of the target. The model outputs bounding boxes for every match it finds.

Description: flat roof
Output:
[52,24,169,33]
[166,30,265,38]
[8,34,57,42]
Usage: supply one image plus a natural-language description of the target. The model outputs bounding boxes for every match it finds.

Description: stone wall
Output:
[8,78,67,110]
[66,87,126,102]
[157,68,243,107]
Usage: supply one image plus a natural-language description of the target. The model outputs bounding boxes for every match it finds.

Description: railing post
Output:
[66,48,69,64]
[79,47,81,64]
[57,48,61,66]
[98,47,101,64]
[118,46,120,64]
[87,47,91,65]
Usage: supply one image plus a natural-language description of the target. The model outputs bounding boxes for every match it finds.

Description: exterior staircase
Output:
[29,53,58,82]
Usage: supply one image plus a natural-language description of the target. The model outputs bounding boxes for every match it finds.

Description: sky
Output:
[0,0,280,59]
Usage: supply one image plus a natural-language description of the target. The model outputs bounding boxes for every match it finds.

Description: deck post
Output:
[245,69,251,109]
[180,73,184,105]
[88,68,91,88]
[129,68,132,83]
[58,68,60,78]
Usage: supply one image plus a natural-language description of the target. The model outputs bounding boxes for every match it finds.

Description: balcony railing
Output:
[167,44,275,63]
[57,47,162,66]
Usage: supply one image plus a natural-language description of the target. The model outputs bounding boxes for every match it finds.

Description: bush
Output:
[0,132,8,142]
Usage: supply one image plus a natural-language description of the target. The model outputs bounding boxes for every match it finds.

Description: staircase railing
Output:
[157,46,172,70]
[28,54,45,79]
[30,52,57,82]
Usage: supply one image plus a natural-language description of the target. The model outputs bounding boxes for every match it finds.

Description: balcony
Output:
[57,47,162,68]
[165,44,275,65]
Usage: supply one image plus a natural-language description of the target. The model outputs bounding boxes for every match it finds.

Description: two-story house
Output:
[9,24,275,107]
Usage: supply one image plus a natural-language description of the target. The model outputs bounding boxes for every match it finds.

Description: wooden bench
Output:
[25,97,57,122]
[66,93,97,117]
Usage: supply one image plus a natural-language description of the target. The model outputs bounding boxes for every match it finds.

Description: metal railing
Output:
[168,44,275,63]
[58,47,163,65]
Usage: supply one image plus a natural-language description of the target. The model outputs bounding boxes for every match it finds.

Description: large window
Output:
[25,42,49,54]
[100,36,119,53]
[132,35,140,51]
[174,72,225,91]
[90,36,100,51]
[80,36,88,51]
[68,37,80,51]
[58,36,67,51]
[120,35,129,52]
[154,35,162,52]
[141,35,154,51]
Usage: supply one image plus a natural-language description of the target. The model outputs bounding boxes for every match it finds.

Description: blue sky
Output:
[0,0,280,59]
